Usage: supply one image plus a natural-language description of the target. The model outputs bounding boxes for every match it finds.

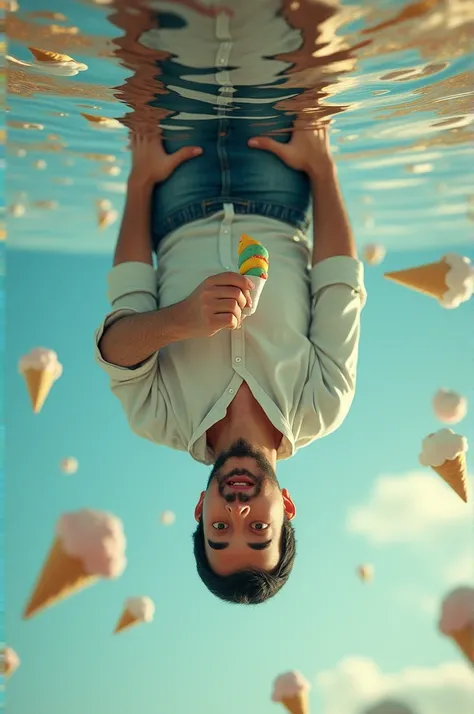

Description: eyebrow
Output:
[207,539,272,551]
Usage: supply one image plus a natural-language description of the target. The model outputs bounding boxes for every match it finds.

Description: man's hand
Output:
[248,125,334,179]
[179,272,255,339]
[128,132,203,187]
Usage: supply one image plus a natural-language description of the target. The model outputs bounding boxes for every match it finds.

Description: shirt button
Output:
[235,357,241,363]
[229,388,234,394]
[224,264,230,269]
[223,227,229,233]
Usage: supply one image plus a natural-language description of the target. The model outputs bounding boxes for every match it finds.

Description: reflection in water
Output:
[5,0,473,253]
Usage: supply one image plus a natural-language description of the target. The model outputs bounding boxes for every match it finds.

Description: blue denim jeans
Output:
[146,9,313,252]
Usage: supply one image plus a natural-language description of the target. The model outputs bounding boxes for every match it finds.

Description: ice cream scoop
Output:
[363,243,386,266]
[432,389,467,424]
[1,647,20,678]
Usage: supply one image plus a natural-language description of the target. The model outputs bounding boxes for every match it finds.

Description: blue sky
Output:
[5,242,473,714]
[4,1,474,712]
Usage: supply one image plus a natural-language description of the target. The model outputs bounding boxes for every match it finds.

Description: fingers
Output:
[248,136,286,161]
[171,146,203,170]
[210,271,255,292]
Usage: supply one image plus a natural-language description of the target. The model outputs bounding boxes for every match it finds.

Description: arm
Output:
[98,133,203,368]
[249,126,366,433]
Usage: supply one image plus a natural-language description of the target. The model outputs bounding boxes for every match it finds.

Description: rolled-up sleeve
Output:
[93,262,172,445]
[304,256,367,435]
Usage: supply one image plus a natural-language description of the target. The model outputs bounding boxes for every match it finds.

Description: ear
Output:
[194,491,206,522]
[281,488,296,521]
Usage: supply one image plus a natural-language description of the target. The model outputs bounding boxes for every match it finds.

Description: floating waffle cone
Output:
[431,453,468,502]
[23,537,98,619]
[23,367,56,413]
[114,608,139,634]
[280,691,309,714]
[384,260,450,300]
[450,625,474,664]
[29,47,74,63]
[81,113,108,124]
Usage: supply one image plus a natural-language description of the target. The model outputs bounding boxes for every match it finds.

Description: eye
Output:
[212,522,229,531]
[251,522,269,531]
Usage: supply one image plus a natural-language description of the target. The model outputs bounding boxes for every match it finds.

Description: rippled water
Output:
[4,0,474,255]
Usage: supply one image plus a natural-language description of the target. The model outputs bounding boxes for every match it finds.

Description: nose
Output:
[225,504,250,518]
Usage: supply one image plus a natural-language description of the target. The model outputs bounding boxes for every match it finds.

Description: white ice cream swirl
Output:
[272,671,311,702]
[440,253,474,309]
[18,347,63,380]
[419,428,468,468]
[57,509,127,578]
[125,596,155,622]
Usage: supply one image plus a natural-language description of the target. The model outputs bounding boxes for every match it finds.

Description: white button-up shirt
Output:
[94,205,366,465]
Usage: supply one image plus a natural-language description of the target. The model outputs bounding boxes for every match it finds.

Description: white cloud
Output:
[316,657,474,714]
[394,588,438,617]
[346,471,472,545]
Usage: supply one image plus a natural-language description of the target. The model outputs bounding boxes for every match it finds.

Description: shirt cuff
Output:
[94,308,158,381]
[107,261,157,305]
[310,256,366,302]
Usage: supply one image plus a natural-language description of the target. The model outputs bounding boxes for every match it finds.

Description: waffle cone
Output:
[23,537,97,619]
[114,608,139,634]
[29,47,73,62]
[384,260,450,300]
[450,625,474,664]
[431,453,468,502]
[280,692,309,714]
[81,113,106,124]
[23,367,56,413]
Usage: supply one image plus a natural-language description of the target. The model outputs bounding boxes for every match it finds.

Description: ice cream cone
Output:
[384,260,450,300]
[114,608,139,634]
[450,626,474,664]
[29,47,74,62]
[241,276,266,317]
[23,537,97,619]
[432,453,468,502]
[23,367,56,413]
[280,691,309,714]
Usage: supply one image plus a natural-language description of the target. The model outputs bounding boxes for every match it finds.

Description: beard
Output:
[206,437,279,501]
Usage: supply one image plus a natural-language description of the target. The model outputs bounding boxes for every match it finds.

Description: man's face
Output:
[194,438,295,575]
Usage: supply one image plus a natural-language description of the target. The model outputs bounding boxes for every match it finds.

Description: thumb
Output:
[170,146,203,169]
[248,136,287,160]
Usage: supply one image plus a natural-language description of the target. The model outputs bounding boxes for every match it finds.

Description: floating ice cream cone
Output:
[384,253,474,308]
[451,625,474,663]
[272,671,311,714]
[81,113,122,129]
[419,429,469,502]
[23,536,97,619]
[113,596,155,634]
[23,509,126,619]
[439,587,474,665]
[29,47,75,63]
[18,348,63,414]
[280,692,309,714]
[114,608,139,634]
[1,647,20,678]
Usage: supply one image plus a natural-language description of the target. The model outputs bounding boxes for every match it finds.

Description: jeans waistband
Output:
[152,198,310,249]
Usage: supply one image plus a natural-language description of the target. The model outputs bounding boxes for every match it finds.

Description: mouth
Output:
[224,476,255,491]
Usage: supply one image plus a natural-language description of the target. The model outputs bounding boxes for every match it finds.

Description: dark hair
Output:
[192,516,296,604]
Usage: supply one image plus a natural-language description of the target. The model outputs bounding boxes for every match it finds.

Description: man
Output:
[94,124,366,605]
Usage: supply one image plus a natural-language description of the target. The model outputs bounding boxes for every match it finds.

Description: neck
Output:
[207,392,281,465]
